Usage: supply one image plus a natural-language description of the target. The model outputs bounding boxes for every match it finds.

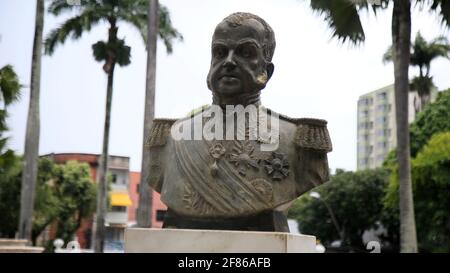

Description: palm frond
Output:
[158,4,183,54]
[0,65,21,106]
[308,0,389,45]
[309,0,365,44]
[430,0,450,27]
[118,2,183,54]
[116,8,147,45]
[48,0,99,16]
[44,8,106,55]
[92,39,131,67]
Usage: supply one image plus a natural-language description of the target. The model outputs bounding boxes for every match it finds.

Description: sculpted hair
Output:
[222,12,276,62]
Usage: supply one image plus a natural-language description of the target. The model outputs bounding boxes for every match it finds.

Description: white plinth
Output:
[125,228,316,253]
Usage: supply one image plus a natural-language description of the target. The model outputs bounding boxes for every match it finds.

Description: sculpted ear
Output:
[206,71,212,91]
[266,62,274,80]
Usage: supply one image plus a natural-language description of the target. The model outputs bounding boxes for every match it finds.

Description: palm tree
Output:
[44,0,182,252]
[136,0,157,228]
[306,0,450,252]
[383,31,450,111]
[19,0,44,244]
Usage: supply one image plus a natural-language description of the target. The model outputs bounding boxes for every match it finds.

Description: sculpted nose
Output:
[223,50,236,69]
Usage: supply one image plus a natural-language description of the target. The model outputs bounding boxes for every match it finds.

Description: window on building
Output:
[112,174,117,183]
[384,129,391,137]
[359,121,374,130]
[156,210,167,222]
[361,110,369,118]
[376,142,388,149]
[376,116,389,125]
[377,92,387,100]
[377,104,386,112]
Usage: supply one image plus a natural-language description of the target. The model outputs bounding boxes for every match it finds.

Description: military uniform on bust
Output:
[145,107,332,232]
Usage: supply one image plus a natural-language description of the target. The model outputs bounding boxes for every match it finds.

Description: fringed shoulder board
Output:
[294,118,332,153]
[263,107,332,153]
[145,118,177,148]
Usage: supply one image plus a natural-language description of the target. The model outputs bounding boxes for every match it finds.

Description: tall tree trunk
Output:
[94,58,116,253]
[19,0,44,244]
[392,0,418,253]
[137,0,159,228]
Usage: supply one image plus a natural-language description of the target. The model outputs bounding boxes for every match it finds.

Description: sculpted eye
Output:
[237,44,256,58]
[213,46,227,59]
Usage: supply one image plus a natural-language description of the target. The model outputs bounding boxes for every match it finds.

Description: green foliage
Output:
[0,65,21,133]
[383,32,449,105]
[410,75,434,98]
[288,169,392,251]
[0,65,21,106]
[409,32,450,74]
[382,89,450,252]
[44,0,182,56]
[92,39,131,67]
[385,132,450,252]
[0,155,22,238]
[0,65,21,180]
[384,32,450,70]
[49,160,96,247]
[410,89,450,157]
[0,157,96,249]
[307,0,388,45]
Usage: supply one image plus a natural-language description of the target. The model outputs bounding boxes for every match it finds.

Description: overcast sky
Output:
[1,0,449,172]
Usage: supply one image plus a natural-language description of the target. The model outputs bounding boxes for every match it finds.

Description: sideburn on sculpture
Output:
[145,12,332,232]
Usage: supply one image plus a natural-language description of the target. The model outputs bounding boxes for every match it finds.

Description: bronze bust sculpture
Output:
[145,12,332,232]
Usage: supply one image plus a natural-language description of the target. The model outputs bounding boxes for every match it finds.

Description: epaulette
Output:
[145,118,177,148]
[294,118,332,152]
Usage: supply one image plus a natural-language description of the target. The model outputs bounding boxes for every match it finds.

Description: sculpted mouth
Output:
[219,75,239,80]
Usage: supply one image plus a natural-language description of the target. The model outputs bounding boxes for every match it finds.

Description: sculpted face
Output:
[207,18,274,99]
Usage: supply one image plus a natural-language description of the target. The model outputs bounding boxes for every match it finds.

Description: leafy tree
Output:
[44,0,182,252]
[385,132,450,252]
[49,160,96,248]
[383,88,450,166]
[0,158,96,251]
[0,155,22,238]
[384,91,450,252]
[383,32,450,111]
[410,89,450,157]
[0,64,22,238]
[288,169,392,252]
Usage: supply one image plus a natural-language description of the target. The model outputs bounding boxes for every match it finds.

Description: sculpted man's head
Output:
[207,12,276,106]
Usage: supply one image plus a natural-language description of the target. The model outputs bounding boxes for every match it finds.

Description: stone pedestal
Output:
[0,239,44,253]
[125,228,316,253]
